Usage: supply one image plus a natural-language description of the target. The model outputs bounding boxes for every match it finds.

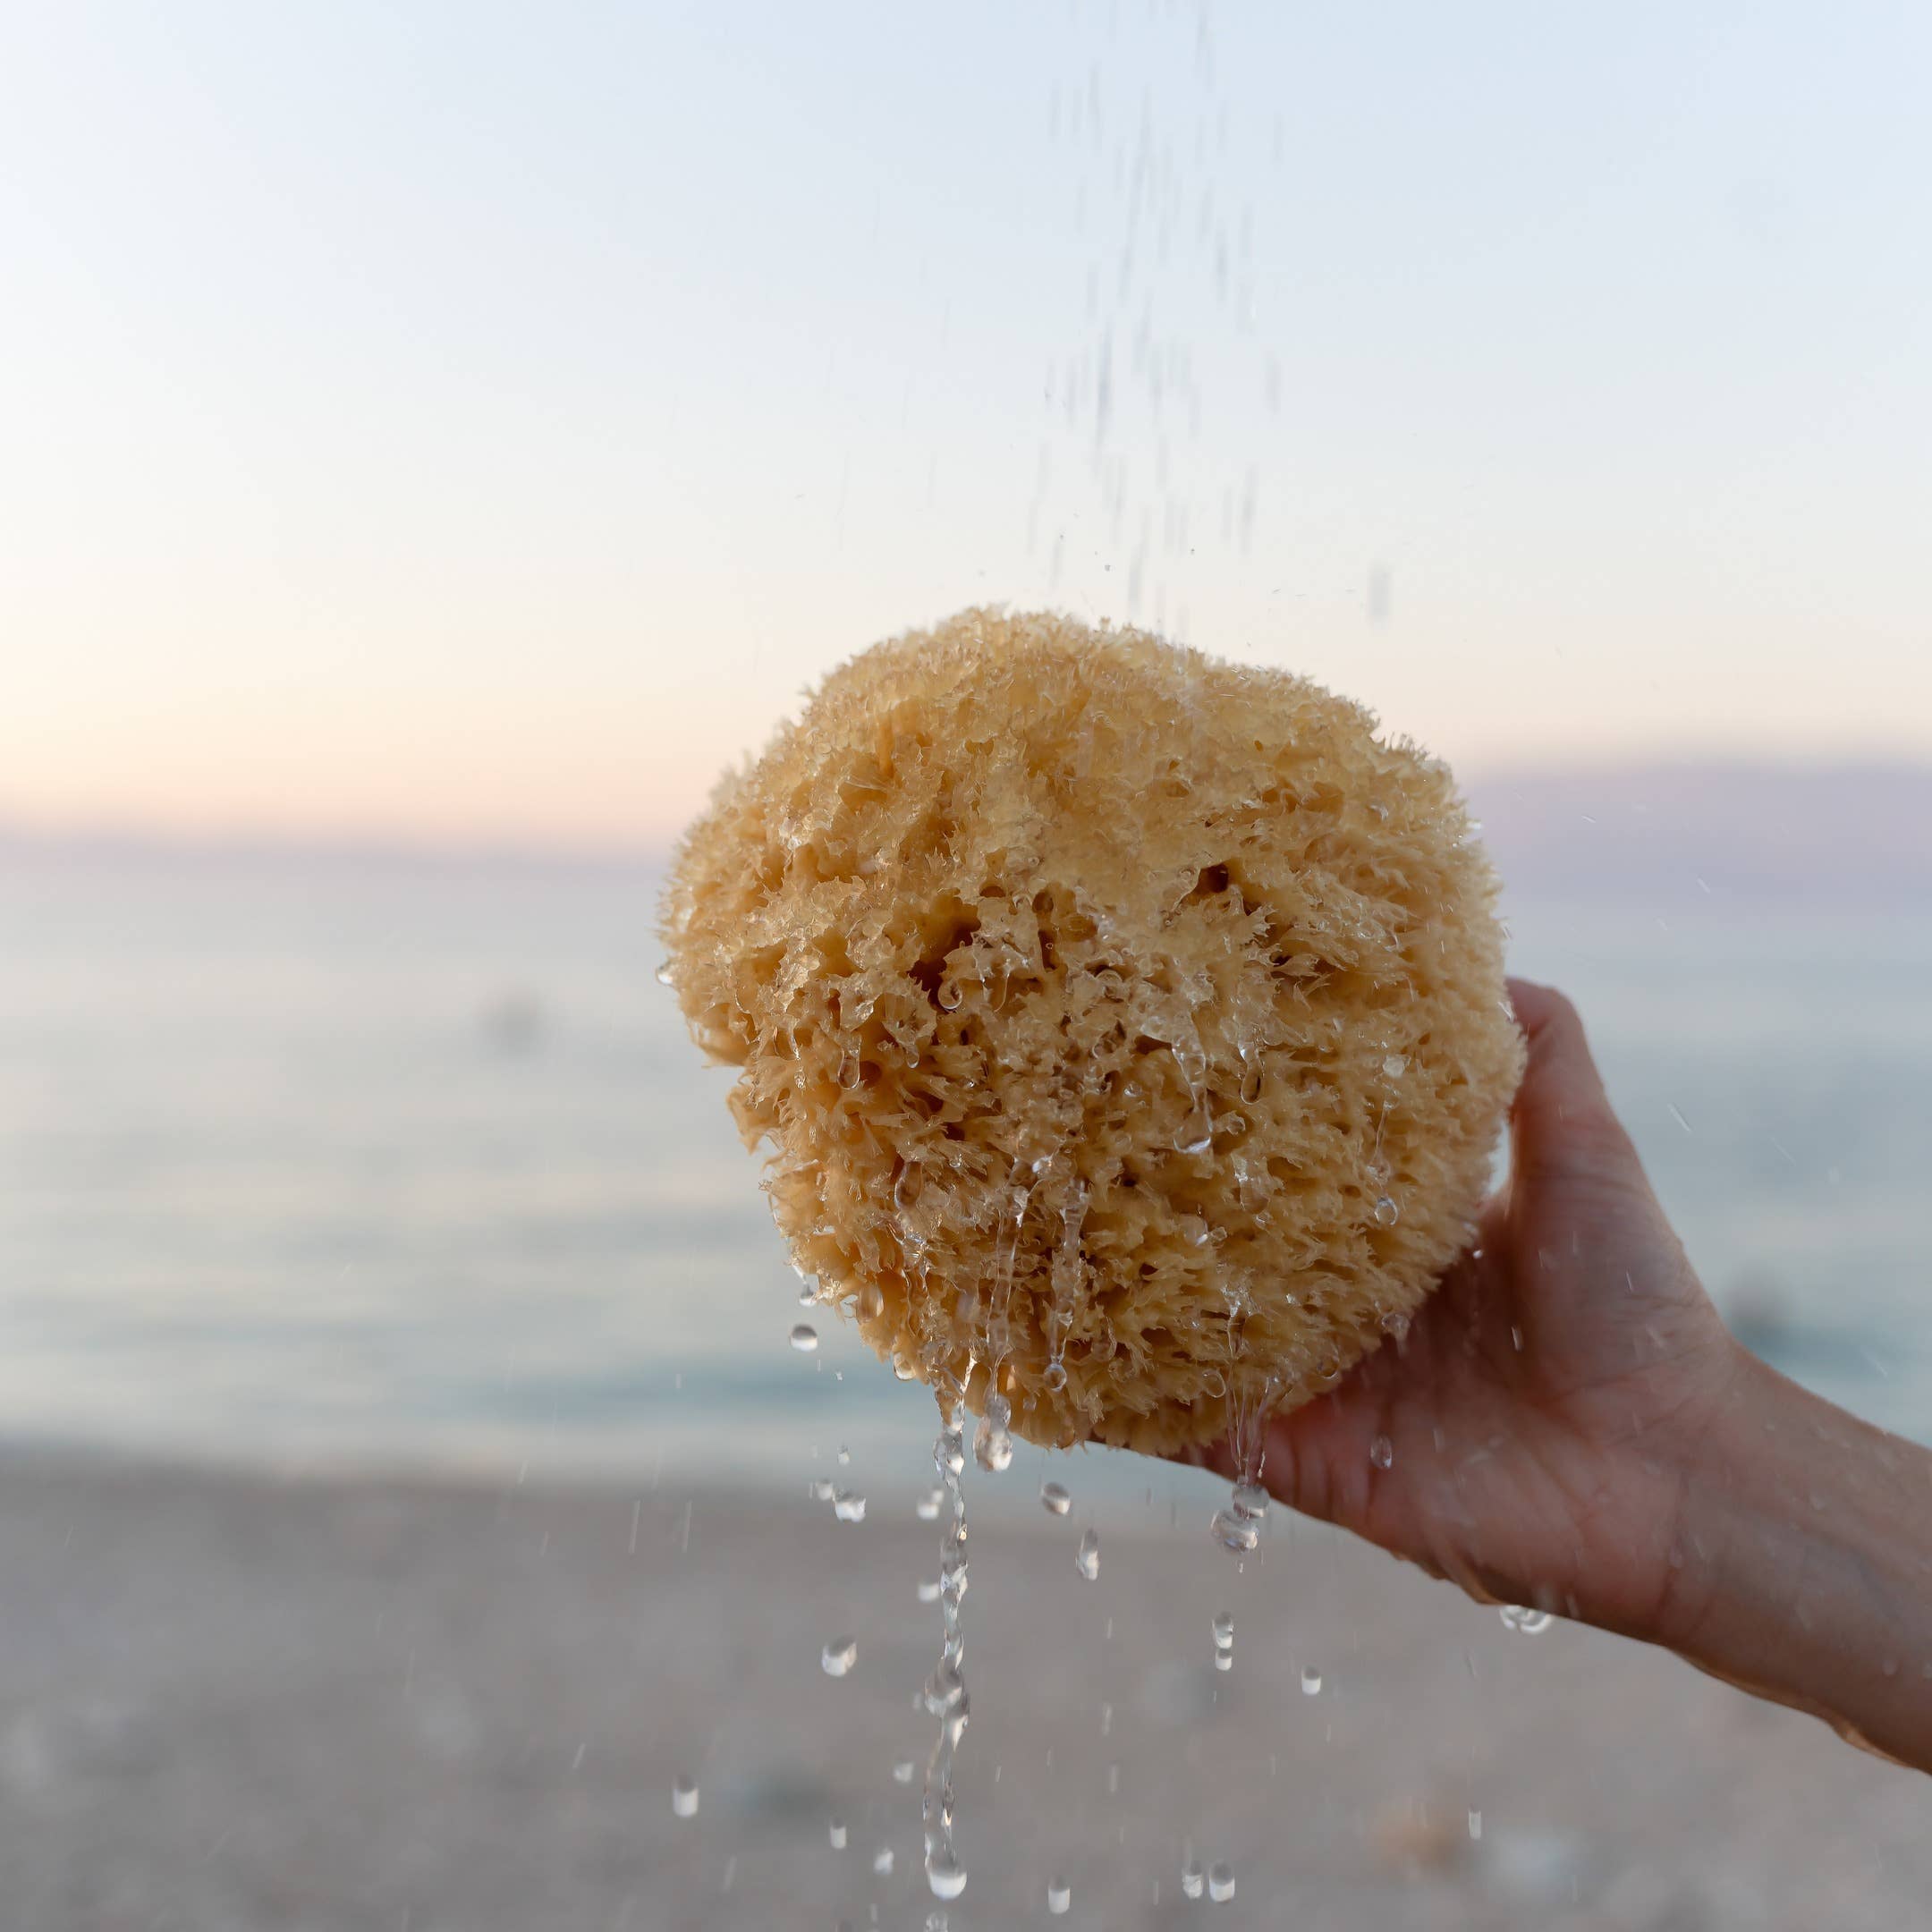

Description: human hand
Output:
[1186,976,1932,1769]
[1201,978,1742,1637]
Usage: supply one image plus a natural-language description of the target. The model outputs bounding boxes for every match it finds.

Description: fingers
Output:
[1505,977,1645,1190]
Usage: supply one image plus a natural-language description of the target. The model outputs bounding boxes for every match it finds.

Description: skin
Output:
[1196,977,1932,1773]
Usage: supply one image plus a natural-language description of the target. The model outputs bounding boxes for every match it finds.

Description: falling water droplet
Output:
[1040,1479,1072,1516]
[1499,1605,1554,1635]
[672,1775,699,1819]
[789,1323,819,1353]
[821,1636,859,1677]
[809,1477,835,1502]
[926,1850,969,1900]
[1373,1194,1400,1227]
[974,1394,1014,1473]
[1369,1433,1394,1470]
[1212,1611,1234,1672]
[1075,1528,1101,1580]
[893,1758,916,1784]
[1210,1504,1259,1554]
[1300,1666,1323,1696]
[1467,1808,1483,1841]
[832,1489,868,1523]
[837,1445,852,1466]
[1208,1861,1236,1902]
[1046,1876,1072,1914]
[828,1818,848,1849]
[916,1486,945,1521]
[655,961,675,987]
[1181,1857,1206,1901]
[917,1578,943,1605]
[921,1660,964,1715]
[872,1846,895,1876]
[919,1396,972,1911]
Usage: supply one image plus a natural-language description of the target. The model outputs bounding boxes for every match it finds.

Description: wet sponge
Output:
[661,608,1522,1454]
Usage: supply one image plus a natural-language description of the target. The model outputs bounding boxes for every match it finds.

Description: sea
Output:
[1,843,1927,1494]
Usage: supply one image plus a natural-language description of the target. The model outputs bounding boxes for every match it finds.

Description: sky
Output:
[2,2,1928,849]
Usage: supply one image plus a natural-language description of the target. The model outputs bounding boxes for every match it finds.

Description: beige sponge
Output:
[660,608,1522,1454]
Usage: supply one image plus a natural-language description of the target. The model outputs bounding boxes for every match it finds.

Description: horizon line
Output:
[3,751,1928,874]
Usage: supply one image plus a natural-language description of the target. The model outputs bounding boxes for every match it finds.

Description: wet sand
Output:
[0,1448,1923,1931]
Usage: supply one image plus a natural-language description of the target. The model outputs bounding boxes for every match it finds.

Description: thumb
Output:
[1504,978,1647,1191]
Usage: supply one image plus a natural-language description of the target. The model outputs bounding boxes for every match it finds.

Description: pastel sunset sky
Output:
[4,3,1928,848]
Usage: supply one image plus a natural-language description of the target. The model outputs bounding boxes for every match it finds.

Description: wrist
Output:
[1558,1332,1756,1648]
[1643,1347,1932,1768]
[1637,1339,1779,1655]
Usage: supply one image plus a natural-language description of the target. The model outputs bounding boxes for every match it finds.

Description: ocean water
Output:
[0,847,1927,1489]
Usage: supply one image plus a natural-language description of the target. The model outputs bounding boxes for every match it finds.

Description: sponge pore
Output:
[660,608,1523,1453]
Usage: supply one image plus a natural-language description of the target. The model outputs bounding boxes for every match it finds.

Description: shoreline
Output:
[0,1448,1923,1929]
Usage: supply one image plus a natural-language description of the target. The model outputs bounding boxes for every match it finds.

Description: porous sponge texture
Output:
[661,609,1523,1454]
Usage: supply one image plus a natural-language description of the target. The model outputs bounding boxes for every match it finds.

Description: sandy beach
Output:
[0,1449,1923,1932]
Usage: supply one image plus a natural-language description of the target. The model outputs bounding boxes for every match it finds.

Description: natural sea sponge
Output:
[660,608,1522,1454]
